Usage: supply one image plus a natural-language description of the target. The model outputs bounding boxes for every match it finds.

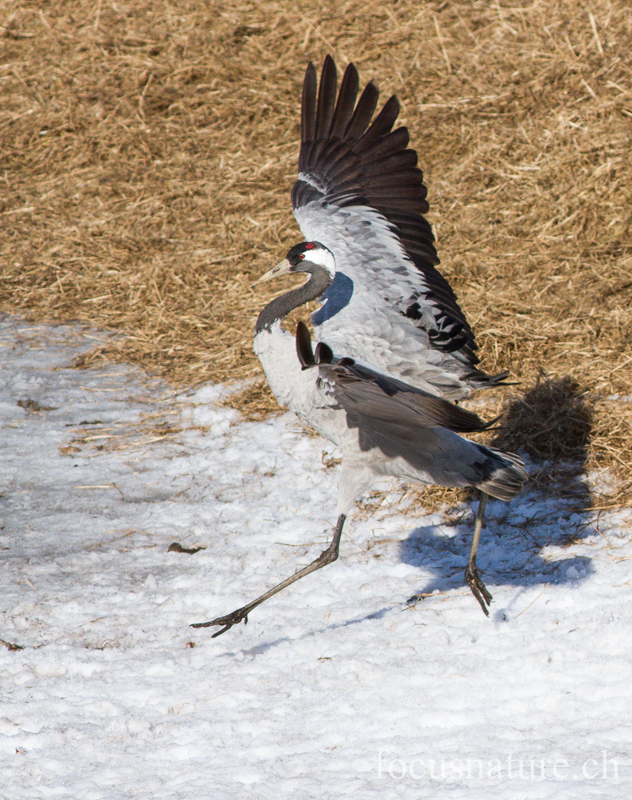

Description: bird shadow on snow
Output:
[399,488,594,604]
[230,607,393,659]
[400,375,596,606]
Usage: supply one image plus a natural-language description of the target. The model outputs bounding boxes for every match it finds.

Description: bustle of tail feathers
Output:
[476,446,528,502]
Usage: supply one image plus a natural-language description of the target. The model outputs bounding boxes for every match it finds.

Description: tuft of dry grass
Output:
[2,1,632,503]
[220,378,279,422]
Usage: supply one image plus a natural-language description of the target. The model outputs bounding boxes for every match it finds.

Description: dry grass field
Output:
[2,0,632,504]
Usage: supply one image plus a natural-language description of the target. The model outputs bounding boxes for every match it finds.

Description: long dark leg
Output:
[191,514,347,638]
[464,493,493,616]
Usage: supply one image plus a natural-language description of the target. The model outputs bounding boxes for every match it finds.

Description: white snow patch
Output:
[0,315,631,798]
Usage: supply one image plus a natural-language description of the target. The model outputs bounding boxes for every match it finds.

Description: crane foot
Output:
[190,608,249,638]
[465,564,492,616]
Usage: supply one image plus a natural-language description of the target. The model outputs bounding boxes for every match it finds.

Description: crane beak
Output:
[253,258,292,287]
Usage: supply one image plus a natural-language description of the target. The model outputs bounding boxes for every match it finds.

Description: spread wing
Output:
[292,56,478,365]
[291,56,505,399]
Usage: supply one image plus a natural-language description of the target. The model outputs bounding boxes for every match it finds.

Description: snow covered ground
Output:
[1,314,631,798]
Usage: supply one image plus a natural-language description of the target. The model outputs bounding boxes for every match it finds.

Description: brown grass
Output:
[2,0,632,504]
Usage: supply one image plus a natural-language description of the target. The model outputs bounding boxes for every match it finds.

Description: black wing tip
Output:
[342,60,359,82]
[463,368,515,389]
[320,55,359,81]
[302,56,380,145]
[296,321,334,369]
[315,341,334,364]
[439,400,489,433]
[382,93,401,120]
[296,321,315,369]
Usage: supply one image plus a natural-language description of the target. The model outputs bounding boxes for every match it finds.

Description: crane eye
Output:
[299,254,305,259]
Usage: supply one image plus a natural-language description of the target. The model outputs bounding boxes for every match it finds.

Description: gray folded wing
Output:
[299,325,526,501]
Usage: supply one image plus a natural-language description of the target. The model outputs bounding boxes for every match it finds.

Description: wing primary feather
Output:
[357,95,400,147]
[361,126,411,158]
[343,80,379,140]
[365,171,423,188]
[330,63,360,138]
[363,150,418,175]
[301,63,317,143]
[315,55,338,140]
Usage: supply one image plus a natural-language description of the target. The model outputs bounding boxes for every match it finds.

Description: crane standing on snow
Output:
[192,58,527,637]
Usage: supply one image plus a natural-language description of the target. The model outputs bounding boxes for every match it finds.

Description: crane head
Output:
[254,241,336,286]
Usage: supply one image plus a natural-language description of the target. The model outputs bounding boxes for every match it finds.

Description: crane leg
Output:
[464,492,493,616]
[191,514,347,637]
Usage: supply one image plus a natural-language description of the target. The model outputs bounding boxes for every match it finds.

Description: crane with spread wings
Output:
[192,58,526,637]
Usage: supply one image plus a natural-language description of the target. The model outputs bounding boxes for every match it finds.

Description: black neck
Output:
[255,265,332,334]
